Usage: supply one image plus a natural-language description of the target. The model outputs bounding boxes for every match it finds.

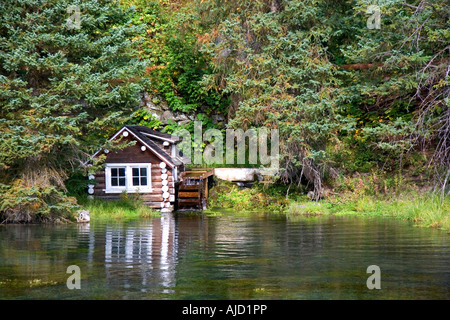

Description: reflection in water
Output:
[77,223,95,272]
[104,213,177,293]
[0,213,448,299]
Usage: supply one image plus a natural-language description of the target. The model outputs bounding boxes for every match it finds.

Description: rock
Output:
[152,97,161,104]
[76,210,90,223]
[211,114,225,124]
[174,113,189,121]
[143,94,165,121]
[178,120,191,126]
[160,100,169,110]
[140,92,151,107]
[151,112,162,120]
[161,110,175,123]
[141,92,170,116]
[146,104,163,112]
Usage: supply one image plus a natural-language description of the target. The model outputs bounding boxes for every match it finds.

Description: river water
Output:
[0,213,448,299]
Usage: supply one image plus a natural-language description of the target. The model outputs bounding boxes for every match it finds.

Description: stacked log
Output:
[92,163,175,211]
[160,162,173,212]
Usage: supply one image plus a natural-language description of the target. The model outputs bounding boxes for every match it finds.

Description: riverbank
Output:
[77,195,160,221]
[206,179,450,230]
[74,178,449,230]
[285,193,450,230]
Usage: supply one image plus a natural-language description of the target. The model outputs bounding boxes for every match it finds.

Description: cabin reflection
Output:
[103,213,177,292]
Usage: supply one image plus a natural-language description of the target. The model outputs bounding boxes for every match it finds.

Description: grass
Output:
[75,178,449,229]
[207,179,289,213]
[77,195,160,221]
[285,193,450,230]
[208,179,450,230]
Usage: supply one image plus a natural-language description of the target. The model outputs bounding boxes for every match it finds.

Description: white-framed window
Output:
[104,163,152,193]
[110,167,126,187]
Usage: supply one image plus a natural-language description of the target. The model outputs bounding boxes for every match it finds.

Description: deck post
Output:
[204,177,208,199]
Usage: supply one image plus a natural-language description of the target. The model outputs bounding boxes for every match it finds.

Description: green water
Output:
[0,213,448,299]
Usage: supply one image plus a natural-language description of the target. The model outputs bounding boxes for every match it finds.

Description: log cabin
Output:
[88,125,185,212]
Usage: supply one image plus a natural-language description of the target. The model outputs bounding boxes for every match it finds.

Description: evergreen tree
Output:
[199,0,347,198]
[124,0,229,117]
[339,0,449,192]
[198,0,449,196]
[0,0,148,222]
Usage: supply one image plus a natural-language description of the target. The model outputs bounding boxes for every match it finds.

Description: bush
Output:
[0,181,77,223]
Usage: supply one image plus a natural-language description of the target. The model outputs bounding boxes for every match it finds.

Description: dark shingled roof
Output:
[124,125,181,143]
[124,125,183,167]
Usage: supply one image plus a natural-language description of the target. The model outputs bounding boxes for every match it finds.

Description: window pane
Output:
[109,166,150,189]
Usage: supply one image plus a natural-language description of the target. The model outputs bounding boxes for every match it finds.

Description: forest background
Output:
[0,0,448,225]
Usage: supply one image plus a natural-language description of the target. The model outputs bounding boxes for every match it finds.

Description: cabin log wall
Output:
[93,156,176,209]
[105,136,162,164]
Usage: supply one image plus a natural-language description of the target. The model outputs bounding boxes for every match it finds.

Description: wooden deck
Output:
[177,168,214,210]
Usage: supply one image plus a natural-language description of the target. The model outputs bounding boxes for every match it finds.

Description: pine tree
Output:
[0,0,148,222]
[199,0,346,198]
[198,0,449,195]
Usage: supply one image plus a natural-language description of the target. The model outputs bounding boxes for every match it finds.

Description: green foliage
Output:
[198,0,449,194]
[1,0,448,221]
[0,181,77,223]
[0,0,148,222]
[65,171,92,198]
[122,0,229,115]
[336,0,449,181]
[198,0,348,197]
[129,109,164,129]
[208,179,290,212]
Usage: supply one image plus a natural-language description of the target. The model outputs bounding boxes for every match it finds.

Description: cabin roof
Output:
[124,125,183,167]
[124,125,180,143]
[92,125,184,168]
